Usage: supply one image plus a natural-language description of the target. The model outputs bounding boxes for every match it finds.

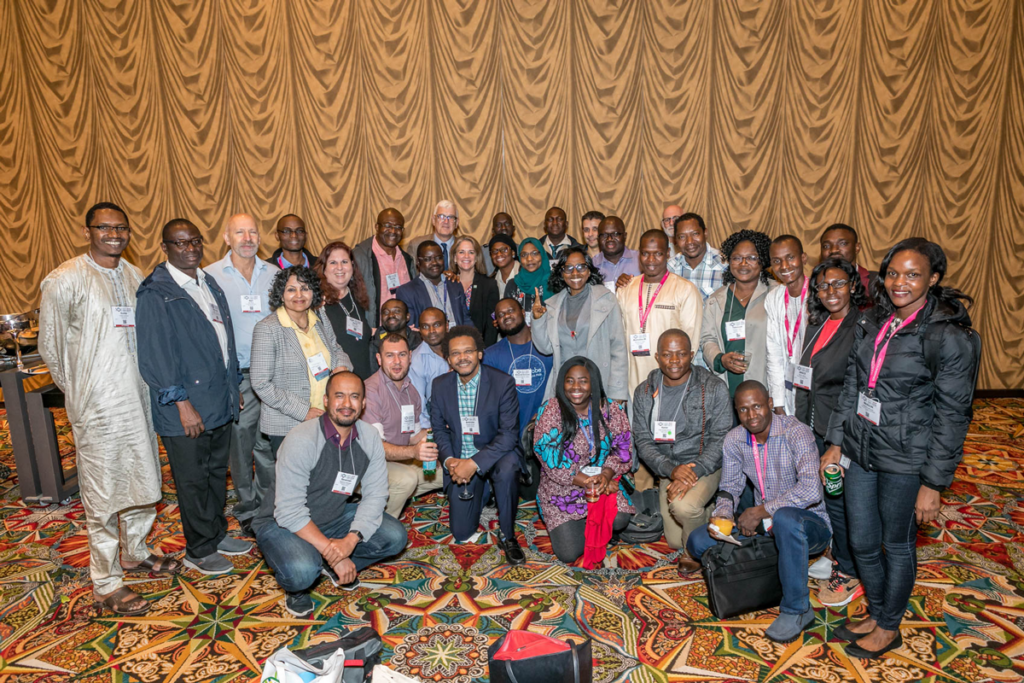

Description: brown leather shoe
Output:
[677,553,703,576]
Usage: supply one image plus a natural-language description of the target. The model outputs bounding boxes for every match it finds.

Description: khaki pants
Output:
[386,460,442,518]
[634,462,655,491]
[659,469,722,550]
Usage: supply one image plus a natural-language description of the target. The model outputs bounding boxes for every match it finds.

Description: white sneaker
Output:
[808,555,834,580]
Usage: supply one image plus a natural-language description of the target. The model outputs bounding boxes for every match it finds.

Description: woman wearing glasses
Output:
[793,258,869,608]
[531,246,629,402]
[699,230,777,400]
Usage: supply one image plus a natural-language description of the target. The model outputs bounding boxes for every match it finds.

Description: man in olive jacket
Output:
[633,330,732,555]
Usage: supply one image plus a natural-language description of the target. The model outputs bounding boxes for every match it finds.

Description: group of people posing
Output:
[38,200,980,657]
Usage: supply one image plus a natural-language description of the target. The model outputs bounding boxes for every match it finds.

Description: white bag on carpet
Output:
[370,665,419,682]
[260,646,347,683]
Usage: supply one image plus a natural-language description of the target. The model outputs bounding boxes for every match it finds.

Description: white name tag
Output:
[307,352,330,381]
[725,320,746,341]
[332,470,359,495]
[630,333,651,356]
[581,465,602,477]
[653,420,676,442]
[448,320,457,330]
[785,361,796,384]
[763,517,774,533]
[857,392,881,425]
[385,272,401,291]
[524,311,533,327]
[345,316,363,338]
[461,415,480,435]
[400,404,415,434]
[209,302,224,324]
[111,306,135,327]
[241,294,261,313]
[513,368,533,386]
[793,364,813,390]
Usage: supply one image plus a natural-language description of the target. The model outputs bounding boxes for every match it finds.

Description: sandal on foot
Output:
[122,554,183,575]
[95,586,150,616]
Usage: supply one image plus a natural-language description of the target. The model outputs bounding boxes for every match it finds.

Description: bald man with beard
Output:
[352,208,418,329]
[207,214,280,533]
[661,204,684,257]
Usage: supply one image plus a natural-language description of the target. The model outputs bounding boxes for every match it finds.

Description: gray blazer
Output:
[531,284,629,401]
[251,310,352,436]
[700,280,776,388]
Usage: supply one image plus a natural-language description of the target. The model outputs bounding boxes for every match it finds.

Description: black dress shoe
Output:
[501,538,526,565]
[845,631,903,659]
[834,621,869,642]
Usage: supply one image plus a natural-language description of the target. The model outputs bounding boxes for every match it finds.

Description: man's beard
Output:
[382,320,406,333]
[500,320,526,338]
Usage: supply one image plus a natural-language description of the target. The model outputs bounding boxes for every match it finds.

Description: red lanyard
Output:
[783,278,808,357]
[868,310,921,390]
[751,436,767,500]
[638,272,670,332]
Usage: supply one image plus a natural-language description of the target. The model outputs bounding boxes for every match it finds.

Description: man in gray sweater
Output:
[253,371,408,617]
[632,330,732,568]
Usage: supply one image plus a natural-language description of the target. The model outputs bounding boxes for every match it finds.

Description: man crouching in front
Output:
[252,371,408,617]
[685,380,832,642]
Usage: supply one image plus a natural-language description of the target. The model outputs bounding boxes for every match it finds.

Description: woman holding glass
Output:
[449,235,499,347]
[503,237,552,325]
[533,356,634,566]
[314,241,374,379]
[700,230,776,399]
[251,266,352,457]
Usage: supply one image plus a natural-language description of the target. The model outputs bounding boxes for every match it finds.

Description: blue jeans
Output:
[814,434,856,578]
[844,461,920,630]
[687,506,832,614]
[255,506,407,594]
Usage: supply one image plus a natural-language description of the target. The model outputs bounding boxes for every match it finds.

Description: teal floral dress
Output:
[532,398,635,531]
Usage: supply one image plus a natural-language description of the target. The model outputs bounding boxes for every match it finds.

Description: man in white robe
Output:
[38,202,179,616]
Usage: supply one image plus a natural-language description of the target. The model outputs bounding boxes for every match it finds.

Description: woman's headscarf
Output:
[513,237,553,301]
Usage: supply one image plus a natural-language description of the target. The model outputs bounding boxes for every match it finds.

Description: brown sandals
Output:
[94,586,150,616]
[122,554,183,575]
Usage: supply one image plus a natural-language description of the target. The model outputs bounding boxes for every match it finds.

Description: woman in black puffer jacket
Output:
[822,238,980,660]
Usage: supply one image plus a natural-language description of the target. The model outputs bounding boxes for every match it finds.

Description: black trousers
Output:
[447,450,520,542]
[162,423,231,558]
[548,512,631,564]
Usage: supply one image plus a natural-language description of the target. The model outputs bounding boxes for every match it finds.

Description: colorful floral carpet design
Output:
[0,399,1022,682]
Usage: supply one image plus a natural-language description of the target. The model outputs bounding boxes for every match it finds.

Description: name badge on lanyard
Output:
[307,352,330,381]
[111,306,135,327]
[385,272,401,292]
[332,471,358,495]
[859,310,921,427]
[345,316,363,339]
[513,368,532,386]
[793,364,813,390]
[209,302,224,324]
[630,333,651,356]
[857,393,881,425]
[400,404,415,434]
[461,415,480,435]
[725,320,746,341]
[241,294,261,313]
[653,420,676,442]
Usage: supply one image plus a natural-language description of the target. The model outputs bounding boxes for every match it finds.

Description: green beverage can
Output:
[423,430,436,474]
[824,464,843,496]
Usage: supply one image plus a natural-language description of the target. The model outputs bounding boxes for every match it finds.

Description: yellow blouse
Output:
[277,307,332,409]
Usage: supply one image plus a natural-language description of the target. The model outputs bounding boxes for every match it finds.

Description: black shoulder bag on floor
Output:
[701,534,782,619]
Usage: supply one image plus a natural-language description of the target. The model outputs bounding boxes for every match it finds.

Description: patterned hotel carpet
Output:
[1,400,1023,682]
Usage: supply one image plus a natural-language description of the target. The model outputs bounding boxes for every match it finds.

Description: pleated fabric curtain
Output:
[0,0,1021,389]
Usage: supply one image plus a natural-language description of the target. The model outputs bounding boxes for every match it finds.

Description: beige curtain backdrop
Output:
[0,0,1021,389]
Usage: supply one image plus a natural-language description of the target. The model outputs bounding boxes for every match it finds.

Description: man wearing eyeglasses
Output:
[407,200,460,271]
[592,216,641,290]
[38,202,175,616]
[352,208,417,329]
[661,204,684,257]
[137,218,249,576]
[268,214,316,269]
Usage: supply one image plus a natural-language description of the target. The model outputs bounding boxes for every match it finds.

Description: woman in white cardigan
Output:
[530,246,629,402]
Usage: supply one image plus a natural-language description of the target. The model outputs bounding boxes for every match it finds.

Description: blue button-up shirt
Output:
[409,342,451,428]
[593,248,641,284]
[668,246,727,299]
[206,252,280,369]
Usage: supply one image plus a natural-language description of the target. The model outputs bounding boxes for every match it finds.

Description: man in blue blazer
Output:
[396,242,469,331]
[429,326,524,564]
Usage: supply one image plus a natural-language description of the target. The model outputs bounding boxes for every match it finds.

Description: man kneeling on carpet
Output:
[685,380,831,643]
[253,371,408,617]
[533,356,634,566]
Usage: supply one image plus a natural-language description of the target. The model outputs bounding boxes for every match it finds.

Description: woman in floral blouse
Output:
[533,356,635,565]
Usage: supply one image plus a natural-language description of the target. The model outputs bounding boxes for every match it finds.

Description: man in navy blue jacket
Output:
[429,326,524,564]
[395,241,469,331]
[137,219,248,576]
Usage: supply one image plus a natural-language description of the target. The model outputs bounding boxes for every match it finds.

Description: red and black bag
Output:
[488,631,592,683]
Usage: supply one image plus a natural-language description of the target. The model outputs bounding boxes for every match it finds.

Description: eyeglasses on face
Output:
[88,224,130,233]
[729,254,760,265]
[814,279,850,292]
[164,237,204,249]
[435,214,457,222]
[661,216,682,226]
[562,263,591,274]
[601,231,625,240]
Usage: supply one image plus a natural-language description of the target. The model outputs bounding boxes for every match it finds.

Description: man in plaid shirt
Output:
[683,380,832,643]
[667,212,728,300]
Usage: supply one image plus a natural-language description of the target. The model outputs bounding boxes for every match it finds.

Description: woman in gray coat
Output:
[251,267,351,456]
[531,246,629,401]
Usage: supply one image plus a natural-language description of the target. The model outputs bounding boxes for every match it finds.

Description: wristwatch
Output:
[352,530,364,542]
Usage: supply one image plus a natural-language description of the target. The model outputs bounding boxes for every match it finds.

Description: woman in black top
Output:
[449,235,499,347]
[823,238,979,659]
[793,257,868,607]
[315,241,374,379]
